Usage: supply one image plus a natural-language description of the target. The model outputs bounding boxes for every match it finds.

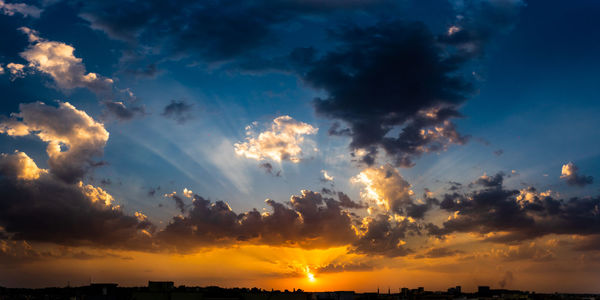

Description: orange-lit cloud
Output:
[14,27,113,94]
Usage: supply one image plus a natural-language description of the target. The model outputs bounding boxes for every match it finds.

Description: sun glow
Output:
[305,266,316,282]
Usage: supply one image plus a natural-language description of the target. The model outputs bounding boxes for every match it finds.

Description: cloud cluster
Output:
[300,20,474,166]
[283,0,523,166]
[159,190,359,250]
[75,0,524,167]
[235,116,318,163]
[0,101,109,182]
[0,102,154,249]
[428,172,600,243]
[158,188,417,256]
[560,162,593,187]
[13,27,114,95]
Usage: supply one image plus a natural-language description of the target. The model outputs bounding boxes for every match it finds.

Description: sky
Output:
[0,0,600,294]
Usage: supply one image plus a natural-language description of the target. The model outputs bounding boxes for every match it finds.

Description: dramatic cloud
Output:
[0,102,155,250]
[12,27,114,94]
[234,116,318,163]
[284,0,523,167]
[0,102,109,183]
[159,190,358,251]
[293,21,473,166]
[560,162,593,187]
[0,151,154,248]
[78,0,379,64]
[428,172,600,242]
[351,214,416,257]
[161,100,194,124]
[0,151,47,180]
[0,0,41,18]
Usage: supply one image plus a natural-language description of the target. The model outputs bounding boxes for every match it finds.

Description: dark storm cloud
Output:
[103,101,145,121]
[158,190,358,251]
[157,188,415,256]
[0,152,155,249]
[78,0,381,64]
[296,21,473,166]
[406,196,439,219]
[337,191,367,209]
[288,0,523,166]
[428,172,600,242]
[351,214,416,257]
[161,100,194,124]
[0,102,155,250]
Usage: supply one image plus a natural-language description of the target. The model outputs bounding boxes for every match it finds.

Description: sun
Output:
[305,266,316,282]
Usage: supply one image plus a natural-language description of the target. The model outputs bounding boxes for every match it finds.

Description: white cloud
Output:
[0,0,42,18]
[234,115,318,163]
[11,27,113,94]
[321,170,334,182]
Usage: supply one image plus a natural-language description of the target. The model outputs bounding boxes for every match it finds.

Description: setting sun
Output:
[306,267,316,283]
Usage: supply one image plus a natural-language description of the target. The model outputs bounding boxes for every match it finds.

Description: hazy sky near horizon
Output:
[1,0,600,293]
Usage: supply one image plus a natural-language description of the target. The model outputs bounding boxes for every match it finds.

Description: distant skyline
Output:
[1,0,600,293]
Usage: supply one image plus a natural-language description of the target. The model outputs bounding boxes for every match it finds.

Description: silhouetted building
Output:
[148,281,174,292]
[478,286,491,297]
[447,286,461,295]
